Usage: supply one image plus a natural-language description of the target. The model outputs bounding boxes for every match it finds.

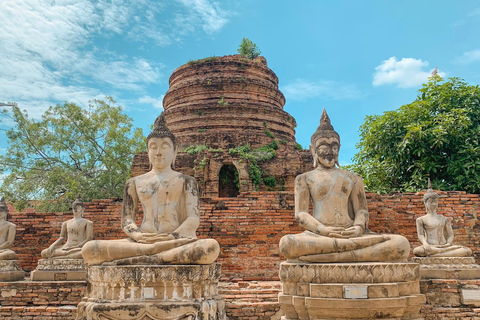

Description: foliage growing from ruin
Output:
[197,156,207,170]
[349,76,480,194]
[263,175,277,189]
[187,56,218,65]
[291,118,297,128]
[278,177,286,191]
[264,129,274,138]
[249,162,262,189]
[185,145,208,155]
[229,143,278,190]
[218,97,228,106]
[266,140,279,151]
[0,98,145,211]
[294,143,303,150]
[237,38,261,60]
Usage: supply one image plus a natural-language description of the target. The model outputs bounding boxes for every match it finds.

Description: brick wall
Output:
[0,281,85,307]
[7,191,480,279]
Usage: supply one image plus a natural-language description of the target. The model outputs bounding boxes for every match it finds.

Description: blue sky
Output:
[1,0,480,165]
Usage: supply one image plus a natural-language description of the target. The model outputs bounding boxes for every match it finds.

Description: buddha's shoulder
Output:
[297,168,363,180]
[167,173,197,187]
[415,214,427,222]
[3,220,16,228]
[178,173,197,184]
[340,168,363,181]
[127,171,190,182]
[438,214,450,223]
[126,173,148,185]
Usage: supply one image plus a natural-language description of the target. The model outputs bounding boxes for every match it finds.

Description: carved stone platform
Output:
[76,263,226,320]
[279,262,425,320]
[0,260,25,281]
[30,258,87,281]
[411,257,480,279]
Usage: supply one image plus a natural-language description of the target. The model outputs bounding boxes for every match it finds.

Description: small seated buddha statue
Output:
[41,195,93,259]
[81,114,220,266]
[0,197,18,260]
[279,109,410,263]
[413,180,472,257]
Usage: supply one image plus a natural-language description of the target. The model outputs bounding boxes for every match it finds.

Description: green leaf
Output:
[0,98,146,211]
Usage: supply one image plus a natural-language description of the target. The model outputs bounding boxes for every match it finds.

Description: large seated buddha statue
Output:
[81,114,220,266]
[279,109,410,263]
[413,181,472,257]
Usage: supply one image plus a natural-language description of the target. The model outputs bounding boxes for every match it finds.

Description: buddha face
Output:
[73,205,84,218]
[0,208,6,220]
[148,137,176,171]
[311,137,339,169]
[425,197,439,213]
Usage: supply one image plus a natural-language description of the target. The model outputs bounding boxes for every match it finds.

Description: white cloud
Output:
[139,95,165,110]
[469,8,480,16]
[455,50,480,65]
[175,0,229,34]
[0,0,155,116]
[0,0,230,119]
[372,57,445,88]
[90,58,164,91]
[282,79,363,102]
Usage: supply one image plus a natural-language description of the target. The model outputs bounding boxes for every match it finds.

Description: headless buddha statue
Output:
[0,197,17,260]
[413,181,472,257]
[82,114,220,266]
[279,109,410,263]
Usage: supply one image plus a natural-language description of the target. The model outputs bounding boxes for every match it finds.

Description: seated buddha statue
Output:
[82,114,220,266]
[0,197,18,260]
[41,195,93,259]
[279,109,410,263]
[413,181,472,257]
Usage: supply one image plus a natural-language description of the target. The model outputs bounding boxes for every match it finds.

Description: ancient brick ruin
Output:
[3,191,480,319]
[2,55,480,319]
[131,55,313,198]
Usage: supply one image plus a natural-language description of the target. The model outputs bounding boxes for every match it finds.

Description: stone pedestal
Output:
[412,256,480,280]
[30,258,87,281]
[0,260,25,281]
[412,257,480,317]
[76,263,226,320]
[279,262,425,320]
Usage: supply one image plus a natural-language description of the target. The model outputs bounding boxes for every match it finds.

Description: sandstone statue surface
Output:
[0,197,18,260]
[278,110,423,320]
[0,197,25,281]
[77,113,225,320]
[82,114,220,266]
[41,195,93,259]
[279,109,410,263]
[413,181,472,257]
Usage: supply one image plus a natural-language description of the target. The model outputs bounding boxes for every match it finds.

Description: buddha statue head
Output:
[72,194,85,218]
[310,109,340,168]
[147,113,177,171]
[0,197,8,220]
[423,179,439,212]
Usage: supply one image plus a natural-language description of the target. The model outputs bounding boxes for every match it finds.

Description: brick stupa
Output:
[131,55,312,198]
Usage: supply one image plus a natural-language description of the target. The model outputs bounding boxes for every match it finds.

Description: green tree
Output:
[237,38,261,59]
[349,76,480,194]
[0,98,145,211]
